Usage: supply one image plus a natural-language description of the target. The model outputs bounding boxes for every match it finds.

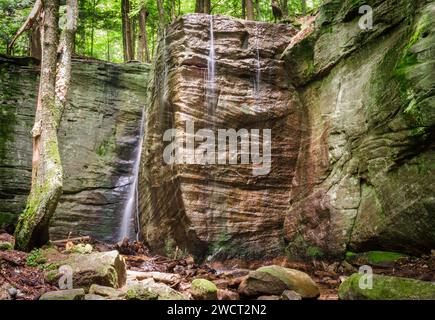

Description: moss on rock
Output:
[191,279,218,300]
[339,273,435,300]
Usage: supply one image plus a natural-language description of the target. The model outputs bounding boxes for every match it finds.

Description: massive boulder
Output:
[282,0,435,258]
[0,56,149,241]
[140,2,434,261]
[139,14,298,259]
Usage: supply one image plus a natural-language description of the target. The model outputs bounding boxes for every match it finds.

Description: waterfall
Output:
[254,24,261,100]
[118,107,146,242]
[206,15,216,113]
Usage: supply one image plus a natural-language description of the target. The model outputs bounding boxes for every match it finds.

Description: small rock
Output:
[0,233,14,251]
[125,279,188,300]
[7,287,17,298]
[89,284,124,299]
[0,242,13,251]
[39,289,85,300]
[64,243,93,254]
[84,294,106,300]
[280,290,302,300]
[257,295,280,300]
[339,261,357,274]
[217,289,239,300]
[127,270,181,285]
[191,278,218,300]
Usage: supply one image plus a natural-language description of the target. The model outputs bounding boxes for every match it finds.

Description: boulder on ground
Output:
[345,251,408,267]
[89,284,124,299]
[0,233,14,251]
[125,279,188,300]
[238,265,319,298]
[84,294,106,300]
[281,290,302,300]
[127,270,181,285]
[217,289,239,300]
[45,250,126,289]
[39,289,85,300]
[190,279,218,300]
[339,273,435,300]
[257,295,280,300]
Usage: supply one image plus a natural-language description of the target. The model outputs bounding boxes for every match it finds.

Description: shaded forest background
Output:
[1,0,323,63]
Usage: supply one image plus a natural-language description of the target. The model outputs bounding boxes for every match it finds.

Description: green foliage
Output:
[164,237,188,260]
[26,248,47,267]
[307,246,324,259]
[0,0,323,62]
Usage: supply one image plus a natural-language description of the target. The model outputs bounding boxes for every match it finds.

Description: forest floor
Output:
[0,234,434,300]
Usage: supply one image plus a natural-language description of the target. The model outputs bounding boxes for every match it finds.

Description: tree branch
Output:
[7,0,43,55]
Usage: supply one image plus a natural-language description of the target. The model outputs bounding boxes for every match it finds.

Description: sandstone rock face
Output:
[139,14,298,259]
[0,56,149,241]
[282,0,435,258]
[140,3,434,261]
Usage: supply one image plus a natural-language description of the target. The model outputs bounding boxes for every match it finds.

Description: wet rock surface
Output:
[140,14,299,260]
[281,0,435,258]
[0,56,150,242]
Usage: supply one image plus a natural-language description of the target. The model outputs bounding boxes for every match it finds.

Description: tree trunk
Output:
[255,0,261,20]
[195,0,204,13]
[90,0,97,56]
[301,0,307,15]
[121,0,134,61]
[7,0,42,55]
[246,0,254,20]
[156,0,165,31]
[29,23,42,60]
[137,8,150,63]
[14,0,62,251]
[55,0,78,124]
[281,0,288,17]
[204,0,211,14]
[242,0,246,19]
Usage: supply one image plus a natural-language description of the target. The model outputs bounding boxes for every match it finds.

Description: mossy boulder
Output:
[346,251,408,267]
[190,279,218,300]
[39,289,85,300]
[0,242,13,251]
[238,265,319,298]
[44,250,126,289]
[0,233,14,251]
[125,279,187,300]
[339,273,435,300]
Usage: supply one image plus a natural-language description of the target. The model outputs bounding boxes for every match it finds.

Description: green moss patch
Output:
[339,273,435,300]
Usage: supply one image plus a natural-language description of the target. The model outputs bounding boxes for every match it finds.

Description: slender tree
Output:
[301,0,307,15]
[122,0,134,61]
[246,0,255,20]
[280,0,288,17]
[14,0,78,251]
[137,7,150,63]
[195,0,211,14]
[156,0,165,30]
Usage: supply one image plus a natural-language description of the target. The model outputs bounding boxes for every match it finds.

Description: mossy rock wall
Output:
[0,56,150,241]
[283,0,435,258]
